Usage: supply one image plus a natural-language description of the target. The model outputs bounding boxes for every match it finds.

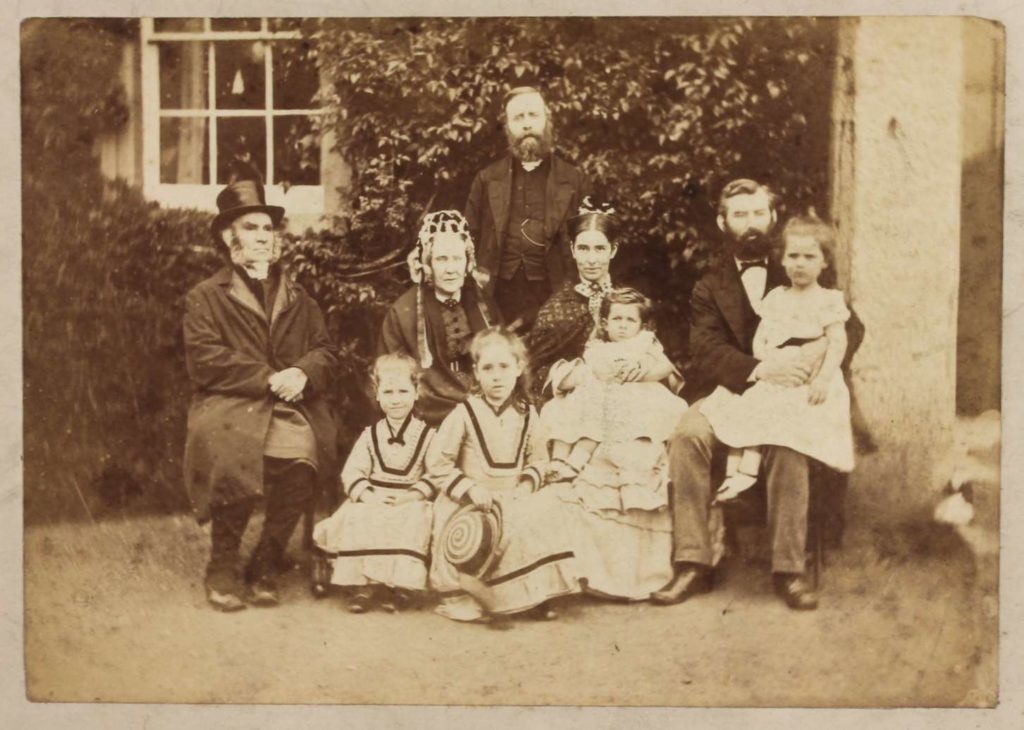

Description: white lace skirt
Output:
[543,381,688,444]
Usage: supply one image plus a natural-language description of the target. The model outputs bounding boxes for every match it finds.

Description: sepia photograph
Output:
[16,4,1009,713]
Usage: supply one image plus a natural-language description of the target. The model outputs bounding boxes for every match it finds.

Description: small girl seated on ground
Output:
[701,214,856,502]
[311,353,436,613]
[543,287,689,483]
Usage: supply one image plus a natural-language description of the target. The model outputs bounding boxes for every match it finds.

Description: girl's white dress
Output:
[426,396,580,615]
[312,415,435,590]
[545,330,689,444]
[699,285,856,472]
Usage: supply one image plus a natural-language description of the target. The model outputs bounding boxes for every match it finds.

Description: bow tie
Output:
[589,282,604,294]
[738,260,767,274]
[441,297,460,311]
[387,436,405,446]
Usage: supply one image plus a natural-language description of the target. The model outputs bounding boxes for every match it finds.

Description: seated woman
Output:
[527,200,680,601]
[524,196,619,394]
[379,210,501,426]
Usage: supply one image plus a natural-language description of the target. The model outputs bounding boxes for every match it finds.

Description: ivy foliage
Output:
[310,17,836,357]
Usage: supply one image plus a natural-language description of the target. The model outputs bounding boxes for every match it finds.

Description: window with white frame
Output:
[141,18,324,215]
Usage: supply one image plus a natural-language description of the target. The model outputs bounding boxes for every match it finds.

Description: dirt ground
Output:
[23,506,996,707]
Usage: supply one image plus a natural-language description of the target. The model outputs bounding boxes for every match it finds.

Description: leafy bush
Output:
[312,17,836,358]
[21,20,223,521]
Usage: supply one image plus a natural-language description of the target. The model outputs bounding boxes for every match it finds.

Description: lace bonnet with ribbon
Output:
[407,210,481,369]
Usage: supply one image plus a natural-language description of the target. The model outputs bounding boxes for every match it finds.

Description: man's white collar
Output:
[734,256,768,270]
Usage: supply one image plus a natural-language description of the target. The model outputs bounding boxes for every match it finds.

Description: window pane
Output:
[217,117,266,184]
[273,41,319,110]
[159,42,209,110]
[215,41,266,110]
[274,116,320,186]
[269,18,303,32]
[160,118,209,184]
[154,18,204,33]
[211,18,261,32]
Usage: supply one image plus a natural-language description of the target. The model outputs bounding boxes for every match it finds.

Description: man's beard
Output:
[506,120,554,163]
[726,226,773,260]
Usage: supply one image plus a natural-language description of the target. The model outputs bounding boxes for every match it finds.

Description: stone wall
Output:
[832,17,1003,514]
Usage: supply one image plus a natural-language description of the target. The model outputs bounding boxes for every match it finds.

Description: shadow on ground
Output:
[23,506,996,706]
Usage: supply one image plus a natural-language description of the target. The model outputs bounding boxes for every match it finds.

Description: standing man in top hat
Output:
[183,179,338,611]
[464,86,591,332]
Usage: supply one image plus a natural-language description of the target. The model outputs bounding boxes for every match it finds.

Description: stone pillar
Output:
[832,18,965,513]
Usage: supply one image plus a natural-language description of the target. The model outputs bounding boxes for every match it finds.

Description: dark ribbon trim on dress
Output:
[322,548,428,562]
[776,335,824,349]
[446,474,465,498]
[463,400,530,469]
[385,413,413,445]
[481,395,515,417]
[371,420,431,476]
[368,478,416,490]
[485,551,575,587]
[345,477,370,497]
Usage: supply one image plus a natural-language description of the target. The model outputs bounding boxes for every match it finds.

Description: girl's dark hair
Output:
[779,214,839,288]
[569,197,619,242]
[467,327,535,412]
[594,287,653,341]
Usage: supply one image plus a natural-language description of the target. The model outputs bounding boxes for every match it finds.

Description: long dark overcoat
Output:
[183,266,338,522]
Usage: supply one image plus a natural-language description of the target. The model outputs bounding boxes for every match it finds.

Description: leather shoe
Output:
[246,578,280,607]
[206,586,247,612]
[650,566,711,605]
[773,573,819,610]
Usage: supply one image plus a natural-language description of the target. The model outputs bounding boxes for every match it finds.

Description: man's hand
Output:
[269,367,308,403]
[753,351,814,388]
[466,485,494,511]
[392,490,427,506]
[807,378,829,405]
[614,357,644,384]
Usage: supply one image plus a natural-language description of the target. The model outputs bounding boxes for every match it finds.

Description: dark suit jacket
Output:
[684,259,865,401]
[464,154,590,296]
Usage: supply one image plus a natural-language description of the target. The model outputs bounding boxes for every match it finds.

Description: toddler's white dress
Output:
[700,286,855,472]
[545,330,688,445]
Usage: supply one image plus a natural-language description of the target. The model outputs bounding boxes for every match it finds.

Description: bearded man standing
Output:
[464,86,590,331]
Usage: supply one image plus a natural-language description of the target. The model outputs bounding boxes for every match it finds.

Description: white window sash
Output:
[157,109,323,117]
[140,17,325,216]
[154,183,323,214]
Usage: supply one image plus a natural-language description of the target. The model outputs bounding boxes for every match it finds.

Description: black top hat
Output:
[210,179,285,235]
